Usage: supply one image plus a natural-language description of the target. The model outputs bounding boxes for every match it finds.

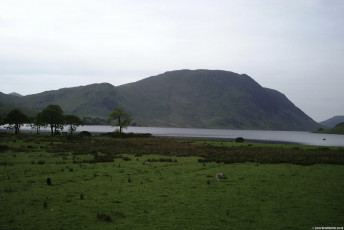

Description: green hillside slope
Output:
[0,92,36,117]
[316,122,344,135]
[11,83,123,118]
[320,116,344,128]
[0,69,320,130]
[117,70,319,130]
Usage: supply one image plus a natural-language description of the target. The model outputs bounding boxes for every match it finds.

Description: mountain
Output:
[316,122,344,135]
[0,69,320,131]
[0,92,35,117]
[320,116,344,128]
[4,83,122,119]
[8,92,23,97]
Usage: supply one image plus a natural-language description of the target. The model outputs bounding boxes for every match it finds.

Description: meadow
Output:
[0,133,343,229]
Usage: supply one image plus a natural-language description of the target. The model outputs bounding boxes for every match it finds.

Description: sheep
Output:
[216,173,223,182]
[142,161,149,165]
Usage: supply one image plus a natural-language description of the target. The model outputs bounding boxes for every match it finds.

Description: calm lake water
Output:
[7,125,343,147]
[92,126,344,146]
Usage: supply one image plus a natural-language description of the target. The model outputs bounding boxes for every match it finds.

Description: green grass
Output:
[0,134,344,229]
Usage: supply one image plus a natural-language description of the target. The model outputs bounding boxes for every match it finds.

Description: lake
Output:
[7,125,343,147]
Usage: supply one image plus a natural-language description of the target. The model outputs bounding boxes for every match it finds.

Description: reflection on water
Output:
[2,125,344,147]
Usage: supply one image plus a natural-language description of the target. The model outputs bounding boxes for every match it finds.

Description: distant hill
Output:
[7,83,121,119]
[8,92,23,97]
[320,116,344,128]
[0,92,36,117]
[316,122,344,135]
[0,69,321,131]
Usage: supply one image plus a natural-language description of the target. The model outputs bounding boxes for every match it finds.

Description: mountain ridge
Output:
[0,69,320,131]
[320,116,344,128]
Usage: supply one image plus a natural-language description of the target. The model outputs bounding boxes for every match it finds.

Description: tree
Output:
[108,107,132,134]
[4,109,29,134]
[30,112,45,134]
[41,104,64,136]
[64,114,83,135]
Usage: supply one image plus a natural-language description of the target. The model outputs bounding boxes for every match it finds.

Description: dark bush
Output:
[122,157,131,161]
[79,131,92,137]
[235,137,245,143]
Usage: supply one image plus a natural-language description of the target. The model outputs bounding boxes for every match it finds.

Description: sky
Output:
[1,0,343,122]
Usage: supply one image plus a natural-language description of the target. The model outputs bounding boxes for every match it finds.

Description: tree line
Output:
[0,105,133,136]
[0,105,83,135]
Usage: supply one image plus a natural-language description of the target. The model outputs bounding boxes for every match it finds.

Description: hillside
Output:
[6,83,123,118]
[316,122,344,135]
[116,70,319,130]
[9,92,23,97]
[0,92,36,117]
[0,69,320,131]
[320,116,344,128]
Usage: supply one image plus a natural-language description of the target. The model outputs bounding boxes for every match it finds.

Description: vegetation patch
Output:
[0,134,343,229]
[315,122,344,135]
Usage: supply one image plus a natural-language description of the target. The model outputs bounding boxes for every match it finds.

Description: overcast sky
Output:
[1,0,343,122]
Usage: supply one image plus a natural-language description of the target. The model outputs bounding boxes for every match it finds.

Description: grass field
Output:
[0,134,343,229]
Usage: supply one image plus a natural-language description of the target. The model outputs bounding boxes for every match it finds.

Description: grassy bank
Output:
[0,134,343,229]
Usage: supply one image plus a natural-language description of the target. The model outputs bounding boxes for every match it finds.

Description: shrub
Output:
[79,131,92,137]
[235,137,245,143]
[122,157,131,161]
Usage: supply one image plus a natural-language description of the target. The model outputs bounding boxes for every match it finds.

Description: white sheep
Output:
[216,173,223,182]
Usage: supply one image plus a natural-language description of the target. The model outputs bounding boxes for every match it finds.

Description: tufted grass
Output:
[0,134,343,229]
